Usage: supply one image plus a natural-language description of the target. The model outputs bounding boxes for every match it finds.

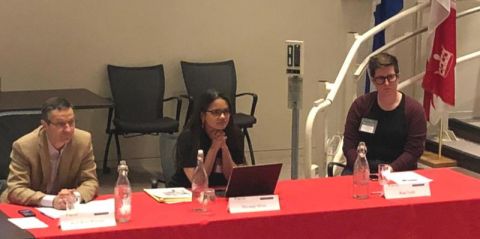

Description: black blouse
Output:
[167,128,245,188]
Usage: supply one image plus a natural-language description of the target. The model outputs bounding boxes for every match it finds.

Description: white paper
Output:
[8,217,48,229]
[385,171,433,185]
[37,198,114,219]
[228,194,280,214]
[144,187,192,199]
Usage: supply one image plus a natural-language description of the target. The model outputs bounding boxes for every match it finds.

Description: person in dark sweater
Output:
[342,53,427,174]
[167,89,245,188]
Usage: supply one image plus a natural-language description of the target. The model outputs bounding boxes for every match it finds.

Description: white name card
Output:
[383,182,431,199]
[383,171,432,199]
[60,212,116,231]
[228,195,280,214]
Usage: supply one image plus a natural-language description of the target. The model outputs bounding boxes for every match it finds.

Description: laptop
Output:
[223,163,283,197]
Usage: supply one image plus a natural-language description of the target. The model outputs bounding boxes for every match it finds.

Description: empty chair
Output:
[180,60,258,165]
[103,64,182,173]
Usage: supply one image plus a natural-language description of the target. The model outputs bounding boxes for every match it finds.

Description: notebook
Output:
[223,163,283,197]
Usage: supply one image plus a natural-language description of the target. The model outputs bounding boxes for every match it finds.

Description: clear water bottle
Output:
[114,160,131,222]
[353,142,369,199]
[191,149,208,211]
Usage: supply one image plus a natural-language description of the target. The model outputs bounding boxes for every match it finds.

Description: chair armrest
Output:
[179,94,193,127]
[235,92,258,116]
[327,162,346,177]
[163,96,182,122]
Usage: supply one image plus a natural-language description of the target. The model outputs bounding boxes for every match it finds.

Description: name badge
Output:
[359,118,377,134]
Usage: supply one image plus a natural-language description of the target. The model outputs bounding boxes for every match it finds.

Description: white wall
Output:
[0,0,478,166]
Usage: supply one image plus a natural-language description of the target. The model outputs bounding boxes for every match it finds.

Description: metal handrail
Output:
[457,5,480,19]
[354,28,428,79]
[358,5,480,87]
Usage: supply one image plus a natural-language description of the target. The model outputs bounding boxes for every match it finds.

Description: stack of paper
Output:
[37,198,115,219]
[385,171,432,185]
[144,187,192,204]
[383,171,433,199]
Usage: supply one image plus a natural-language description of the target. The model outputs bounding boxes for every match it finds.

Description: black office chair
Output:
[327,162,347,177]
[103,64,182,173]
[180,60,258,165]
[0,113,41,193]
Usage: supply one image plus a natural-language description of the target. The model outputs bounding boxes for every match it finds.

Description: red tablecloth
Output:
[1,168,480,239]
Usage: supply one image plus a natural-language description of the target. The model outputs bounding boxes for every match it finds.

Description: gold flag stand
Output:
[419,117,457,167]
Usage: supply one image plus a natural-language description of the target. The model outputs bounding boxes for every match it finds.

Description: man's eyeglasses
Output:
[49,119,75,128]
[373,74,398,85]
[206,109,230,117]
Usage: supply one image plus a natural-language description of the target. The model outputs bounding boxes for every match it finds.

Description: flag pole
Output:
[438,117,443,159]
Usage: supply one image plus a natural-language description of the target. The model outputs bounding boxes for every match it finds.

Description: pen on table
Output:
[402,179,417,181]
[94,212,109,216]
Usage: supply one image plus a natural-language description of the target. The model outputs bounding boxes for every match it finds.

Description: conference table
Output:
[1,168,480,239]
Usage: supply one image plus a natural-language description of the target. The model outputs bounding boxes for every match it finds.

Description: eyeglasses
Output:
[49,119,76,128]
[373,74,398,85]
[206,109,230,117]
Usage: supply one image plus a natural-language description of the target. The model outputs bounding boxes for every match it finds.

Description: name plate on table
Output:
[60,212,116,231]
[383,171,432,199]
[228,195,280,214]
[57,198,116,231]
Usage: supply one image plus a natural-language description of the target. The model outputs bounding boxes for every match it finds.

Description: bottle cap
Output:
[118,160,129,172]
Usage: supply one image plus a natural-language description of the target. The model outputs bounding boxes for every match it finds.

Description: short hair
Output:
[41,97,73,122]
[367,52,399,78]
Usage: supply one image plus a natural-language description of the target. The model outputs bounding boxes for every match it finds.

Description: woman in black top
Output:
[167,89,245,188]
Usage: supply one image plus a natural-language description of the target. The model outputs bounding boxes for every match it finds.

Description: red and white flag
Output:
[422,0,456,121]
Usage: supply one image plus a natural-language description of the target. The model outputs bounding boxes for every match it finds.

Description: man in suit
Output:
[0,97,98,209]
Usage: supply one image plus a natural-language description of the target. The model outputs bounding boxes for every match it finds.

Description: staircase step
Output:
[449,117,480,144]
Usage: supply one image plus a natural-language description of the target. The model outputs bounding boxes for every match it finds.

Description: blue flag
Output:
[366,0,404,93]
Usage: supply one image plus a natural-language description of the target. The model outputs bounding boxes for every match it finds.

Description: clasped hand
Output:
[52,189,77,210]
[207,129,227,150]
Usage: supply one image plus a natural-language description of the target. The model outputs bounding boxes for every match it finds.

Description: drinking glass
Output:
[378,164,392,186]
[64,193,80,216]
[200,188,216,213]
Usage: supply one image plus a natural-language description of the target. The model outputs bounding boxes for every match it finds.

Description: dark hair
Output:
[186,89,243,153]
[368,52,399,78]
[41,97,73,122]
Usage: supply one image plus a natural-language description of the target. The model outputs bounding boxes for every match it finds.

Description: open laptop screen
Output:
[224,163,282,197]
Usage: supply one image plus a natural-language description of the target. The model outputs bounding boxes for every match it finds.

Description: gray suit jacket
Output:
[0,126,98,205]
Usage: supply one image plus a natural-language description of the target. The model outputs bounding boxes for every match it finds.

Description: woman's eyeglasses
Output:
[373,74,398,85]
[206,109,230,117]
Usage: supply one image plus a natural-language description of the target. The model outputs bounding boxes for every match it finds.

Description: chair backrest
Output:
[0,114,41,180]
[181,60,237,113]
[107,65,166,123]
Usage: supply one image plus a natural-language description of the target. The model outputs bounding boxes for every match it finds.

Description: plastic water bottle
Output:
[353,142,369,199]
[114,160,132,222]
[191,149,208,211]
